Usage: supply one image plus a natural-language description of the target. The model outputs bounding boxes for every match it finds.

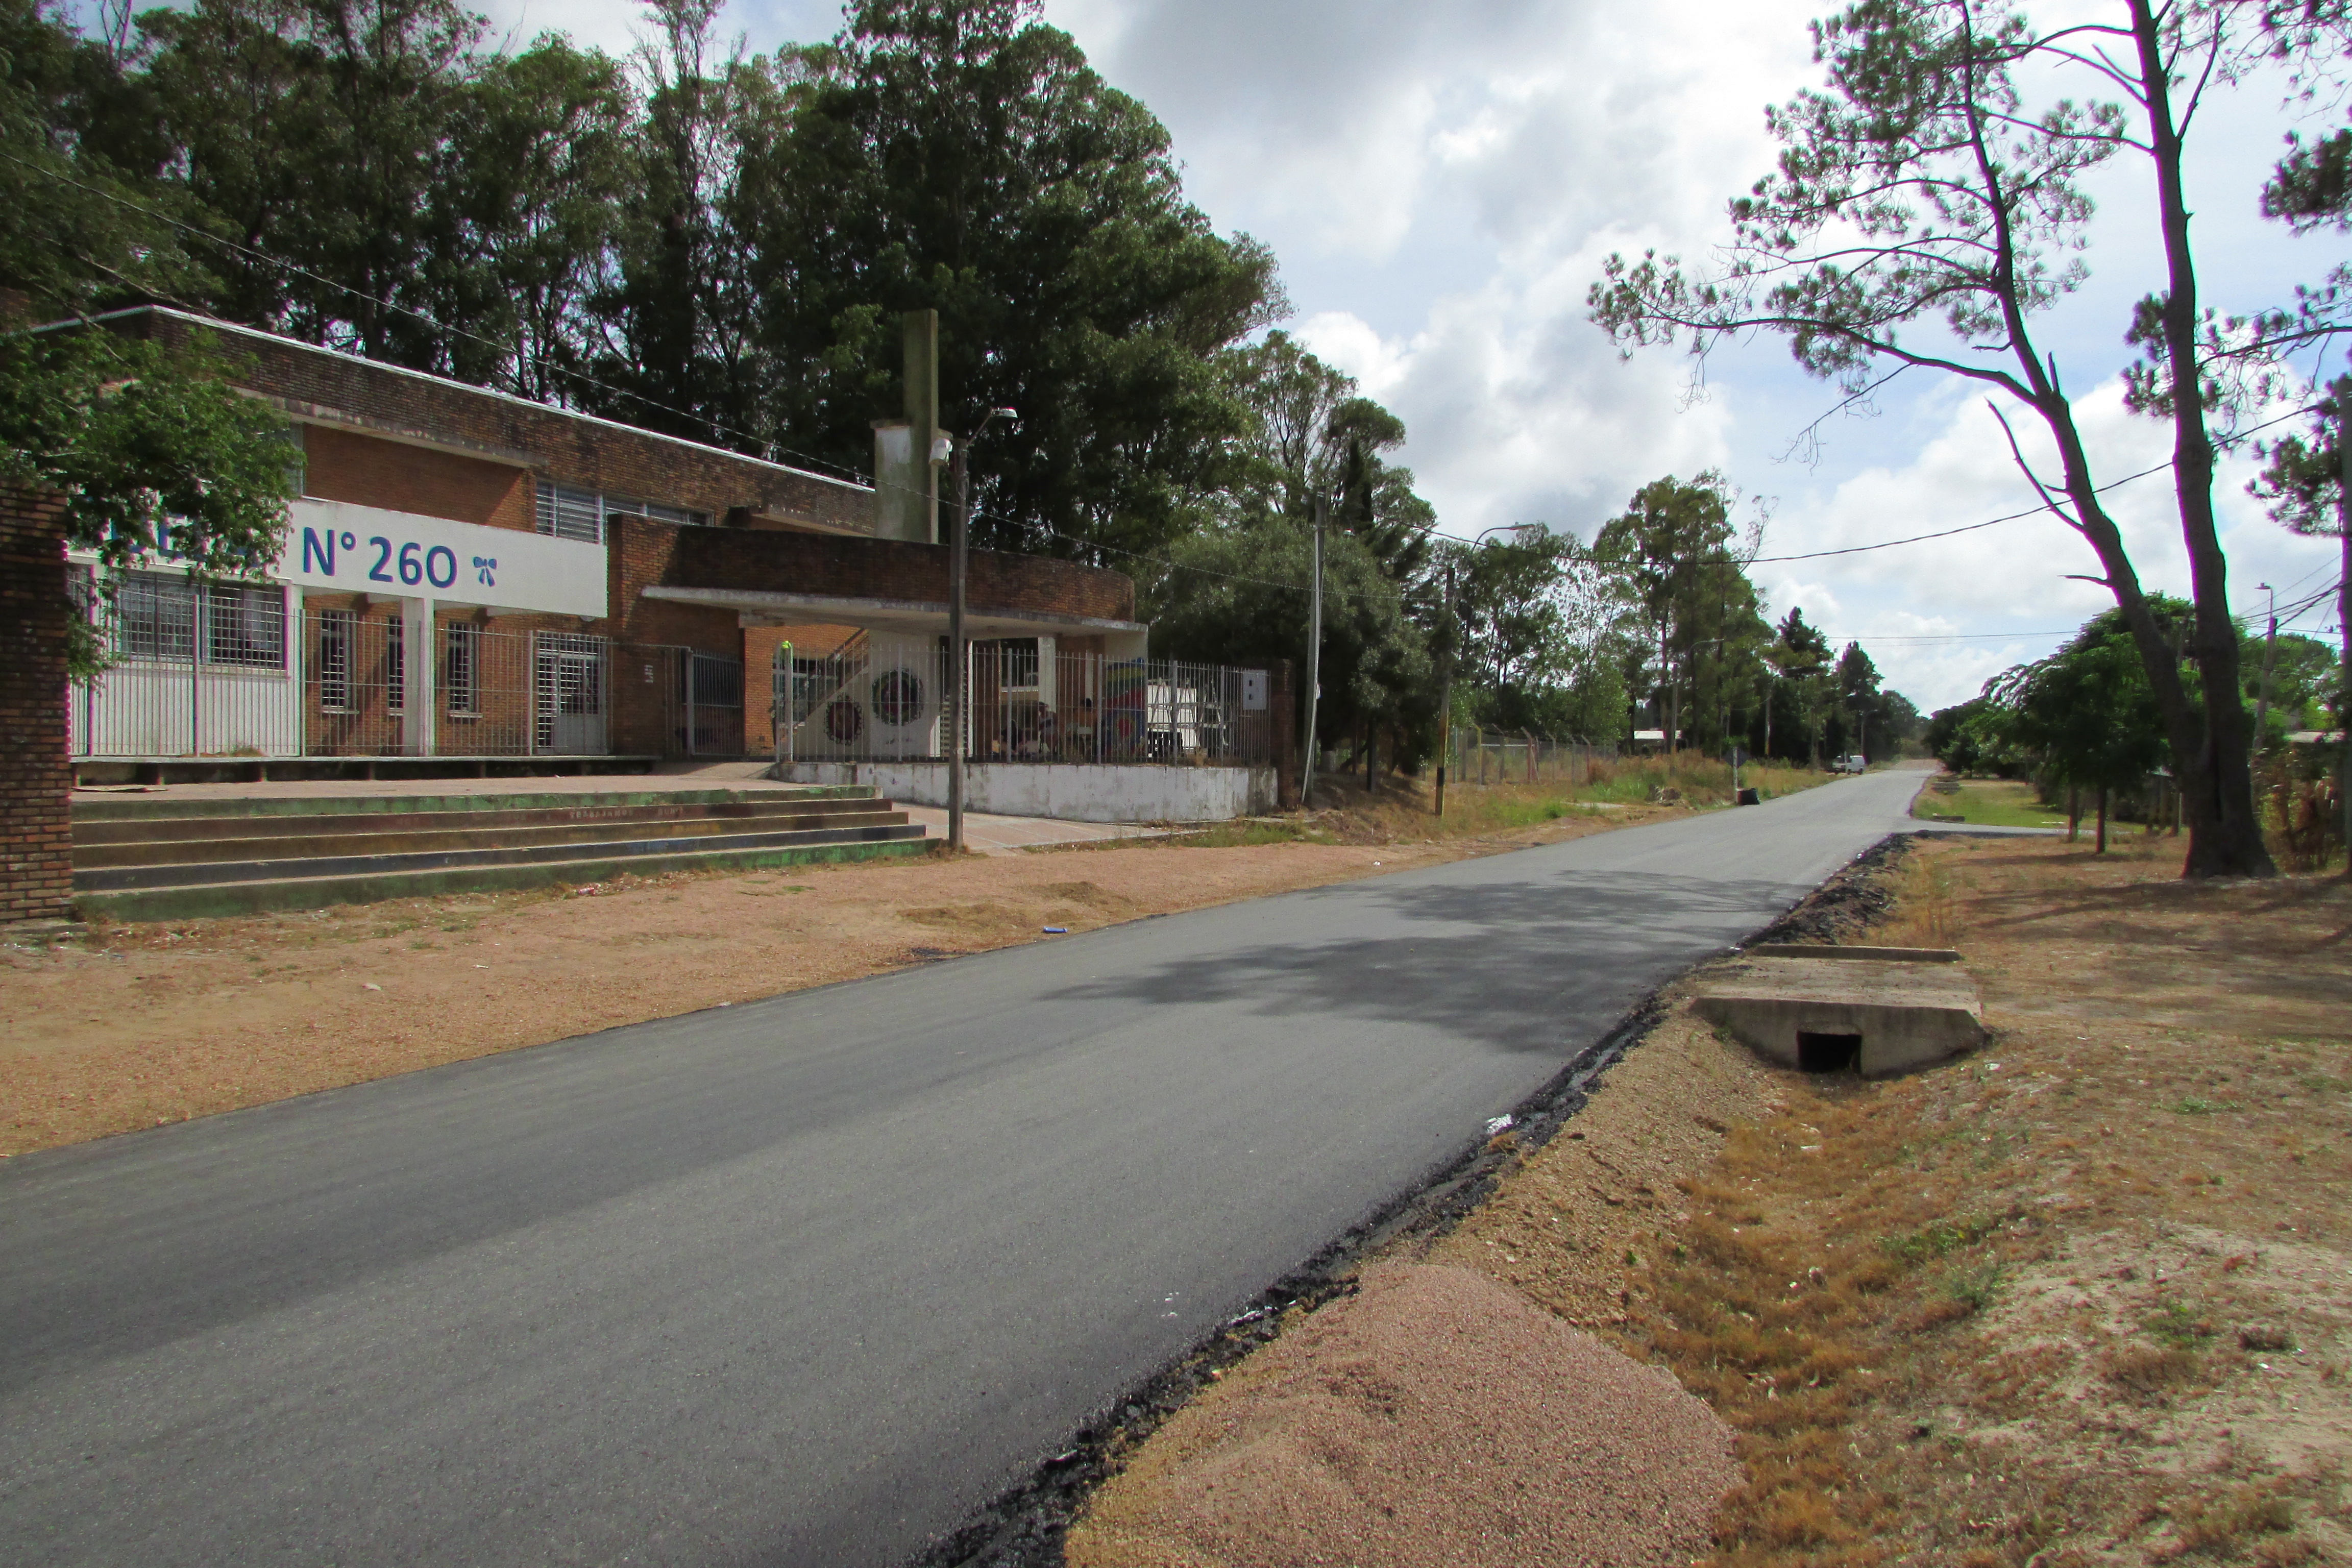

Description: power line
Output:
[13,150,2341,622]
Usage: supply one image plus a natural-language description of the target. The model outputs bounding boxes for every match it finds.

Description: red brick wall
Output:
[651,521,1137,625]
[303,426,533,531]
[127,309,875,534]
[0,487,75,922]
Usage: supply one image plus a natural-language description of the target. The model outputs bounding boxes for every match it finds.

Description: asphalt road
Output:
[2,767,1941,1567]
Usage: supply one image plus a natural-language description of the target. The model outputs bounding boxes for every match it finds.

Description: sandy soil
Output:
[1067,991,1777,1567]
[0,804,1677,1158]
[1068,1263,1738,1568]
[1069,828,2352,1568]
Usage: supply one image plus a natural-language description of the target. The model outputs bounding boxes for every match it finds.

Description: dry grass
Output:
[1593,835,2352,1567]
[1290,750,1830,846]
[1065,827,2352,1566]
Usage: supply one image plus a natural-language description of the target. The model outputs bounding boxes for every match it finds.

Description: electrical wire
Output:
[11,150,2343,621]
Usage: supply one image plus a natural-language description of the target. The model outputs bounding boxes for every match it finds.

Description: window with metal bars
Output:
[386,616,405,713]
[445,621,480,715]
[317,610,354,710]
[110,572,285,668]
[534,479,707,543]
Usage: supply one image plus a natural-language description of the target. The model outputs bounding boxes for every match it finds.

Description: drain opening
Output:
[1797,1031,1861,1073]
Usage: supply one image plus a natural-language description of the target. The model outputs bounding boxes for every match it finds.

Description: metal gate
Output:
[533,633,608,755]
[682,652,743,756]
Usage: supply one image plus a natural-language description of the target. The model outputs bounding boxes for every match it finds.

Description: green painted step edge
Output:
[74,836,936,924]
[74,786,878,822]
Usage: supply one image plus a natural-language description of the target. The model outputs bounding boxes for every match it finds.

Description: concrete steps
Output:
[72,788,930,922]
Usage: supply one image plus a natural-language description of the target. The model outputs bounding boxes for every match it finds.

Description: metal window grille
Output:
[535,480,709,543]
[534,481,605,543]
[444,621,480,715]
[317,610,354,711]
[202,584,284,669]
[107,573,284,669]
[114,573,195,662]
[386,617,405,713]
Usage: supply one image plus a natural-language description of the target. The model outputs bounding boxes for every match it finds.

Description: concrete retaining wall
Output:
[770,760,1277,822]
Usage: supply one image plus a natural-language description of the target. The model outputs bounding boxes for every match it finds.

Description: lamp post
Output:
[948,406,1018,854]
[1437,523,1542,817]
[1302,492,1326,810]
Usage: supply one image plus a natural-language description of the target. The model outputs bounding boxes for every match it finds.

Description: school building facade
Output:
[60,307,1197,777]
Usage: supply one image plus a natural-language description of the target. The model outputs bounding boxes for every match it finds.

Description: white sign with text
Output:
[278,499,606,618]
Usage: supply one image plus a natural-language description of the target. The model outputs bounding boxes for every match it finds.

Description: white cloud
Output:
[461,0,2340,715]
[1760,381,2343,708]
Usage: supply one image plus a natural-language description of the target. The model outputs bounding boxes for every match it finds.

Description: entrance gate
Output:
[533,634,607,754]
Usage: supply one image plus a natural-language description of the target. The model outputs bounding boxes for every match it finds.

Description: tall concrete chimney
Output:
[872,309,946,544]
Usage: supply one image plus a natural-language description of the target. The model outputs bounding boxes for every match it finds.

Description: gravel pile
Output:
[1069,1262,1737,1568]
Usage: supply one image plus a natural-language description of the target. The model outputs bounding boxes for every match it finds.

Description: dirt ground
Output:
[1068,828,2352,1568]
[0,795,1684,1159]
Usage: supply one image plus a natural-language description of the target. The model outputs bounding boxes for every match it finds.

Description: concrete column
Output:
[403,596,435,755]
[903,310,941,545]
[286,584,305,758]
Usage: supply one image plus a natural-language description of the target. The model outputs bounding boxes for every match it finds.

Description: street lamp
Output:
[1437,523,1544,816]
[948,406,1018,853]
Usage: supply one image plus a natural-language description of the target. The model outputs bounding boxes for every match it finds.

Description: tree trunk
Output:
[2338,381,2350,874]
[2124,0,2274,877]
[2096,786,2108,855]
[2068,784,2079,843]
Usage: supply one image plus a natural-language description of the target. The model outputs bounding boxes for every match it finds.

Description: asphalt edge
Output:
[909,832,1922,1568]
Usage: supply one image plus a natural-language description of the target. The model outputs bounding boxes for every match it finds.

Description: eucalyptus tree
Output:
[0,1,298,675]
[144,0,485,369]
[430,36,633,403]
[1591,472,1766,751]
[732,0,1282,565]
[1588,0,2347,876]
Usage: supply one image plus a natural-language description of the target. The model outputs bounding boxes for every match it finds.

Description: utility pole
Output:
[2255,580,2276,743]
[948,406,1018,854]
[1302,493,1325,810]
[1657,620,1672,752]
[1436,559,1456,817]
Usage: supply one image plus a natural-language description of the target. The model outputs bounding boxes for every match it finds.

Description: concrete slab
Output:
[894,805,1168,856]
[1694,948,1984,1076]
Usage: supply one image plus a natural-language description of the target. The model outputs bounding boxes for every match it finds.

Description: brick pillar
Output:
[1271,657,1300,811]
[0,486,75,922]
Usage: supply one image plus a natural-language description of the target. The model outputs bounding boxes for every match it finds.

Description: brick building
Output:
[61,306,1162,770]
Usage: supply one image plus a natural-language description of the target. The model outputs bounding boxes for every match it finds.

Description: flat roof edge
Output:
[63,306,874,499]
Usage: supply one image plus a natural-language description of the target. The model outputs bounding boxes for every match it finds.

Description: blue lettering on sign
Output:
[368,536,394,582]
[473,555,497,587]
[301,527,336,575]
[426,546,457,589]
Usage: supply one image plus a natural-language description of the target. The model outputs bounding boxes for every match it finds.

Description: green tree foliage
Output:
[1148,331,1438,762]
[1591,473,1768,751]
[0,0,225,314]
[725,0,1282,562]
[1984,614,2172,847]
[144,0,488,365]
[1,1,299,676]
[1764,608,1832,763]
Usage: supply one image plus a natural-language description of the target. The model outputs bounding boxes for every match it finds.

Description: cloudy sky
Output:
[489,0,2349,708]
